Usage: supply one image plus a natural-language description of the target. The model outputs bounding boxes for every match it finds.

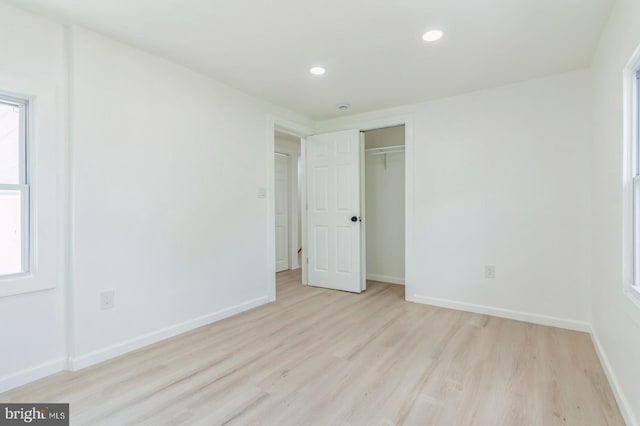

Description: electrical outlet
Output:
[485,265,496,279]
[100,290,115,310]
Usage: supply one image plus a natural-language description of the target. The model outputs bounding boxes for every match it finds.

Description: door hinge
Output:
[306,257,309,264]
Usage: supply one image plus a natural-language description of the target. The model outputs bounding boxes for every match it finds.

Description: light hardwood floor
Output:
[1,269,624,425]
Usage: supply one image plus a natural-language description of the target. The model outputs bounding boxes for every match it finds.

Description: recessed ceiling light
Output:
[309,66,326,75]
[422,30,444,42]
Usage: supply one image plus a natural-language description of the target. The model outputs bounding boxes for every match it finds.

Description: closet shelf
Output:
[365,145,405,155]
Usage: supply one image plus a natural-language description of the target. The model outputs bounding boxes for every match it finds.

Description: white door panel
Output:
[275,153,289,272]
[307,130,362,293]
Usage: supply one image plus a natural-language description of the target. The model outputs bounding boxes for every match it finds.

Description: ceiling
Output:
[7,0,613,119]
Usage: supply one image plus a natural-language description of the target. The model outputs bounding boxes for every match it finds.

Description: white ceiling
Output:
[7,0,613,119]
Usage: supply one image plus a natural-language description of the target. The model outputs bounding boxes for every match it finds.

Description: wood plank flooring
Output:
[1,269,624,425]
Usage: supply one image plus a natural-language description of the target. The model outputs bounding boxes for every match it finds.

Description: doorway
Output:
[273,130,302,273]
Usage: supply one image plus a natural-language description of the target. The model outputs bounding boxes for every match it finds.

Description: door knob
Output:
[351,216,358,222]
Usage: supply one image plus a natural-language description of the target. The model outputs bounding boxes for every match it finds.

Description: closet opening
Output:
[363,125,406,297]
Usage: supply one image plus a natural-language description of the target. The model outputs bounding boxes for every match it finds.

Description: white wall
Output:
[591,0,640,423]
[364,127,405,284]
[275,132,301,270]
[67,28,311,367]
[364,126,404,149]
[0,3,66,391]
[318,70,593,329]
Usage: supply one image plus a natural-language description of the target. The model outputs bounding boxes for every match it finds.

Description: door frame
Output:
[266,116,312,302]
[266,114,414,303]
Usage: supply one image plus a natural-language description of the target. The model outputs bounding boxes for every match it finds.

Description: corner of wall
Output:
[589,325,639,426]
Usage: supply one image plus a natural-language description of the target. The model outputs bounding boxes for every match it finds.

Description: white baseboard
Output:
[0,357,67,393]
[412,294,591,332]
[367,274,405,285]
[590,327,638,426]
[70,295,270,371]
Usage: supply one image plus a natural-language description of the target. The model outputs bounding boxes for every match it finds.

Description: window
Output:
[0,95,29,277]
[633,69,640,295]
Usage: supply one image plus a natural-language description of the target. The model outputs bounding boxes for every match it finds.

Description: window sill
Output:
[624,285,640,327]
[0,273,56,298]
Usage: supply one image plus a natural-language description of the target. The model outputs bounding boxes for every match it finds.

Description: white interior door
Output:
[275,153,289,272]
[307,130,362,293]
